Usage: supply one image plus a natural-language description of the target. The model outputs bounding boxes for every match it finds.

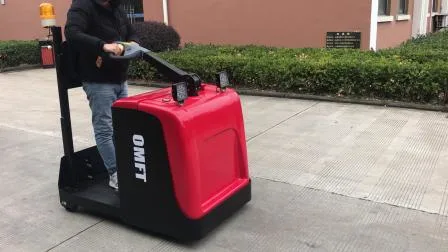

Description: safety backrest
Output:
[59,41,82,90]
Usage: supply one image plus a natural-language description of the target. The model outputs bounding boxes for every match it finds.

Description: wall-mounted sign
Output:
[326,32,361,49]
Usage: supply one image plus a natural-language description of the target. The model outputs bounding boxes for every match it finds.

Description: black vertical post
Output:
[51,26,75,167]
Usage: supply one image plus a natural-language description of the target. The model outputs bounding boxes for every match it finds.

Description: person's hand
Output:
[96,56,103,68]
[103,43,124,56]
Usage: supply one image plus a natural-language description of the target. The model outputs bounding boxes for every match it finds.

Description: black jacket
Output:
[65,0,140,84]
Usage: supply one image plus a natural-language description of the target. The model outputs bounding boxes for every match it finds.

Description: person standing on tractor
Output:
[65,0,140,190]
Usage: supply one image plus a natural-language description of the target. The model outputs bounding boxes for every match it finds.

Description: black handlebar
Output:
[108,42,147,60]
[109,42,201,96]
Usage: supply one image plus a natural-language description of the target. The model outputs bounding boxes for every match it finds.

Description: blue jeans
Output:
[82,82,128,175]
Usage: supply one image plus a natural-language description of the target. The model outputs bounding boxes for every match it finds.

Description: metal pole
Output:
[51,26,75,161]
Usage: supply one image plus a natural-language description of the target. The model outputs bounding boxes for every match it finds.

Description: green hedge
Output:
[378,30,448,63]
[2,31,448,104]
[129,43,448,104]
[0,41,40,69]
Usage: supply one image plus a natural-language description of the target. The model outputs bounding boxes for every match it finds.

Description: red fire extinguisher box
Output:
[39,40,55,68]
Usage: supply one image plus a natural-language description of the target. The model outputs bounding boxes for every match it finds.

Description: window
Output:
[433,0,439,12]
[398,0,408,14]
[122,0,144,24]
[378,0,390,15]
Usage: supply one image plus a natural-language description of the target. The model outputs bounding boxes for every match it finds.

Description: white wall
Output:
[412,0,429,37]
[370,0,378,50]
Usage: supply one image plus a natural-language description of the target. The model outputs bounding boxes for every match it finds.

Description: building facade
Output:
[0,0,446,50]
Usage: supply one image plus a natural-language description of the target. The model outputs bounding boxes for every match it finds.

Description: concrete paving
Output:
[0,68,448,251]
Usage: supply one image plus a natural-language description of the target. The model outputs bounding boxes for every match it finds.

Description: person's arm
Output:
[65,0,123,56]
[64,0,105,55]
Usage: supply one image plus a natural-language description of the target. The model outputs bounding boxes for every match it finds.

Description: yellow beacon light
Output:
[39,3,56,28]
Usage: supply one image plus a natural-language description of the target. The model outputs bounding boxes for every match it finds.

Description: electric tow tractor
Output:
[52,26,251,241]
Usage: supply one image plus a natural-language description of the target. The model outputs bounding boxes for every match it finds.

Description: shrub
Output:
[129,44,448,104]
[0,40,40,69]
[132,21,180,52]
[3,30,448,105]
[378,30,448,63]
[398,30,448,50]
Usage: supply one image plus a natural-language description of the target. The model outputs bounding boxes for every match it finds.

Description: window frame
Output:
[122,0,144,24]
[378,0,391,16]
[398,0,409,15]
[433,0,439,12]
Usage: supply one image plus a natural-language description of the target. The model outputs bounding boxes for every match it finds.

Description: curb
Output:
[1,67,445,112]
[236,89,448,112]
[129,80,448,112]
[0,64,41,73]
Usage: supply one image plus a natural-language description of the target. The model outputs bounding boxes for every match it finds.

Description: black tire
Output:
[61,201,78,212]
